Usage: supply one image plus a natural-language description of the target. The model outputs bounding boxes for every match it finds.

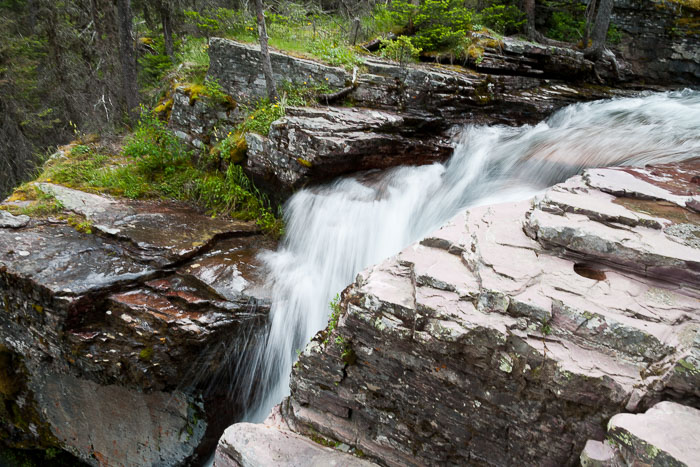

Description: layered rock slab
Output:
[0,187,274,465]
[208,38,627,126]
[214,404,378,467]
[205,38,635,197]
[245,106,453,192]
[237,160,700,466]
[580,401,700,467]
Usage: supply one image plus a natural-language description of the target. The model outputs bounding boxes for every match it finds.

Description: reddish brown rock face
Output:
[216,160,699,467]
[0,186,275,466]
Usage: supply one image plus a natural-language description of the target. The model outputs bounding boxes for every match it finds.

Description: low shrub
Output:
[379,35,422,64]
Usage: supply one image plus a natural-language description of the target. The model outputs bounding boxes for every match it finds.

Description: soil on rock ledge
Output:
[0,185,275,466]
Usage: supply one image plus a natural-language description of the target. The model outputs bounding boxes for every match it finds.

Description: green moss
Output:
[178,79,237,108]
[1,184,64,219]
[473,78,495,105]
[31,304,43,314]
[64,215,93,235]
[153,98,174,116]
[645,442,661,458]
[0,346,61,450]
[138,347,154,361]
[213,133,247,164]
[180,83,207,105]
[341,345,357,365]
[308,431,341,449]
[676,358,700,375]
[0,347,22,397]
[296,157,313,168]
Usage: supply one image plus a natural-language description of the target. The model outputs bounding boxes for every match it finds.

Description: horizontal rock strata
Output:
[0,186,274,466]
[581,401,700,466]
[208,38,628,126]
[205,38,636,196]
[218,160,699,466]
[245,106,453,192]
[214,405,378,467]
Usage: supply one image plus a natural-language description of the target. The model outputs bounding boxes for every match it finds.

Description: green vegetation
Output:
[65,215,93,234]
[3,110,283,236]
[477,3,525,35]
[1,0,630,237]
[0,184,64,218]
[544,3,622,44]
[138,347,154,362]
[322,294,343,346]
[541,318,552,336]
[379,36,422,64]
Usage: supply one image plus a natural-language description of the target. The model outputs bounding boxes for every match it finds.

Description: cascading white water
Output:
[243,89,700,421]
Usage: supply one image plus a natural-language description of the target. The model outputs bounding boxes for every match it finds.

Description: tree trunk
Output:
[116,0,139,123]
[523,0,536,41]
[584,0,613,62]
[583,0,597,48]
[254,0,278,102]
[157,0,174,59]
[45,4,80,126]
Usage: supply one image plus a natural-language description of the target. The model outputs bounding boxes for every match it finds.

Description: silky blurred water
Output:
[237,89,700,421]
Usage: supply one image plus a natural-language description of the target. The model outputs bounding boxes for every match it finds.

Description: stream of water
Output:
[240,89,700,422]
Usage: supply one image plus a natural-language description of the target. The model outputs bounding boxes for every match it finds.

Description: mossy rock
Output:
[0,347,61,450]
[154,98,174,117]
[228,136,247,163]
[139,347,154,361]
[0,347,22,397]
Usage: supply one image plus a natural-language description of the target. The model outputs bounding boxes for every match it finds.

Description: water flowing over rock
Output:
[222,160,700,466]
[205,38,633,193]
[214,91,700,466]
[0,185,274,465]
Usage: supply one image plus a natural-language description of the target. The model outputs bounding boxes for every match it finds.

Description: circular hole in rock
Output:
[573,263,607,281]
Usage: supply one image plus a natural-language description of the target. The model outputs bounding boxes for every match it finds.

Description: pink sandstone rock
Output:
[216,160,700,466]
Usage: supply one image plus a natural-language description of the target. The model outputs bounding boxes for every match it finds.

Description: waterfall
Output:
[242,89,700,421]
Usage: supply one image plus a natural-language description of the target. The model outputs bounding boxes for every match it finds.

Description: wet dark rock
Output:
[217,160,699,466]
[245,106,453,193]
[37,183,259,267]
[0,187,274,466]
[611,0,700,84]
